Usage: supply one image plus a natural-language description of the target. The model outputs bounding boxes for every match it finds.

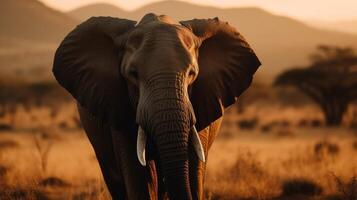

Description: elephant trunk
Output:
[137,73,193,200]
[156,128,191,200]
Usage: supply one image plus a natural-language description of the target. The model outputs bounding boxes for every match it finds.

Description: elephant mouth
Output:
[136,125,205,166]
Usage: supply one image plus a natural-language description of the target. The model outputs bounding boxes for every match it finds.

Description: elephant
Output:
[52,13,261,200]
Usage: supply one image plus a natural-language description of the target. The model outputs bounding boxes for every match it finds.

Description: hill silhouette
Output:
[309,20,357,35]
[69,1,357,80]
[69,3,126,21]
[0,0,78,81]
[0,0,76,44]
[1,0,357,82]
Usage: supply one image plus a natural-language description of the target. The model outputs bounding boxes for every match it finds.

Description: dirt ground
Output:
[0,103,356,200]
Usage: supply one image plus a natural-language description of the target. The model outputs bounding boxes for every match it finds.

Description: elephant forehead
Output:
[131,24,197,50]
[138,13,178,25]
[125,22,197,69]
[127,25,188,51]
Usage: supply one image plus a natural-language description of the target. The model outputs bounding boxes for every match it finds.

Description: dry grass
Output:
[0,130,110,199]
[205,128,357,200]
[334,175,357,200]
[0,103,356,199]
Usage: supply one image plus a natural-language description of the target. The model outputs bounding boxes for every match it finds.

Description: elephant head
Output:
[53,13,260,199]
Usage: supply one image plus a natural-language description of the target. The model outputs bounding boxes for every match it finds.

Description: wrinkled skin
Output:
[53,13,261,200]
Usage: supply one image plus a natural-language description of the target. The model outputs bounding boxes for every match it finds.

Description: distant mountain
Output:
[69,3,127,21]
[1,0,357,82]
[308,20,357,35]
[68,1,357,81]
[0,0,77,43]
[0,0,78,81]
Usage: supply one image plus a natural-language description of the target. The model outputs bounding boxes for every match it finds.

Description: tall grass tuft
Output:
[281,178,323,197]
[33,130,54,176]
[334,175,357,200]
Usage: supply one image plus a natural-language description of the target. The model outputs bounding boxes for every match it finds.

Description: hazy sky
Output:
[40,0,357,22]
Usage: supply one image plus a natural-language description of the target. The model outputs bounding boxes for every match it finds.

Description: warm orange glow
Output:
[40,0,357,21]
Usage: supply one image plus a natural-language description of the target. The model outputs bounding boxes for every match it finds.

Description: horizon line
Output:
[39,0,357,23]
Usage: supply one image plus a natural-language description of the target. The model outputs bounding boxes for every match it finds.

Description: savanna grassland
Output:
[1,1,357,199]
[0,98,356,200]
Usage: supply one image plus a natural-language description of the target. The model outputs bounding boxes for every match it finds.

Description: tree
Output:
[0,79,27,125]
[0,77,69,126]
[274,45,357,126]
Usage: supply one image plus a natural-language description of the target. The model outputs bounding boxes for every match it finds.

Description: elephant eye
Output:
[128,68,138,80]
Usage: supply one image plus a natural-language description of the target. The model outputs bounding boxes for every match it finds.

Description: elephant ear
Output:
[180,18,261,131]
[53,17,137,128]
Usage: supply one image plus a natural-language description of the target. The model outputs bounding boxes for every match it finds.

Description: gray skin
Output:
[53,13,261,200]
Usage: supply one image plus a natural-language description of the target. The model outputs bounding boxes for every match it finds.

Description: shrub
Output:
[298,119,309,127]
[58,121,68,129]
[33,133,54,175]
[281,178,323,196]
[236,118,258,130]
[280,120,290,128]
[260,124,273,133]
[0,139,19,149]
[335,176,357,200]
[0,123,13,131]
[226,151,266,181]
[311,119,323,127]
[314,140,340,159]
[276,128,295,137]
[206,151,277,199]
[0,187,39,200]
[0,165,8,186]
[352,140,357,151]
[38,177,70,187]
[219,131,234,139]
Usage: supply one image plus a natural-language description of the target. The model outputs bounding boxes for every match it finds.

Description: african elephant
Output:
[53,13,260,200]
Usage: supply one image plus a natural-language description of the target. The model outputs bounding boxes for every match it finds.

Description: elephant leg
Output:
[147,160,159,199]
[206,117,223,151]
[189,117,223,200]
[111,127,157,200]
[78,105,126,199]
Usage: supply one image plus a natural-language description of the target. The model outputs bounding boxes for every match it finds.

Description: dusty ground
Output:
[0,103,356,199]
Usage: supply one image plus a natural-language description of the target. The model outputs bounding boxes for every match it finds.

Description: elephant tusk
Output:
[191,126,206,162]
[137,126,147,166]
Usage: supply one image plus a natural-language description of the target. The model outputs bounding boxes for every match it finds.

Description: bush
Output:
[205,150,278,199]
[0,187,39,200]
[276,128,295,137]
[311,119,323,127]
[58,121,69,129]
[314,140,340,159]
[227,151,265,181]
[335,176,357,200]
[0,123,13,131]
[298,119,309,127]
[0,139,19,149]
[352,140,357,151]
[281,178,323,196]
[260,124,273,133]
[38,177,70,187]
[0,165,8,186]
[236,118,258,130]
[280,120,290,128]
